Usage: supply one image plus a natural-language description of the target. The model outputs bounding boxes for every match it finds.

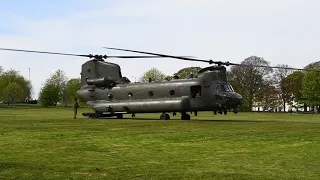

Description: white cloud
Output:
[0,0,319,98]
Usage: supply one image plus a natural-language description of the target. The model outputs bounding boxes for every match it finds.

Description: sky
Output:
[0,0,319,99]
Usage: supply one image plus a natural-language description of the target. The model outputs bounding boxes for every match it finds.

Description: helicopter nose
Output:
[234,93,242,104]
[225,93,242,105]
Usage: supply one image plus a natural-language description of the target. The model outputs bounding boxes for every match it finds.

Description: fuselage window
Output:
[170,90,175,96]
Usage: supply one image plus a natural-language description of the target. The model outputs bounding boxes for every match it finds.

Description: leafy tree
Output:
[165,76,173,81]
[38,69,68,107]
[258,84,281,110]
[47,69,68,103]
[301,70,320,112]
[38,83,60,107]
[273,64,293,111]
[0,69,31,102]
[173,67,201,79]
[228,56,273,111]
[302,61,320,112]
[284,71,304,103]
[65,78,85,105]
[304,61,320,70]
[139,68,167,82]
[2,82,23,104]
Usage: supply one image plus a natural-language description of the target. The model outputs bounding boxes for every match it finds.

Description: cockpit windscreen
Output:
[217,84,234,92]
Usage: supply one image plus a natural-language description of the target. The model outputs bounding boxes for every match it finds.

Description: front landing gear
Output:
[181,113,190,120]
[160,113,170,120]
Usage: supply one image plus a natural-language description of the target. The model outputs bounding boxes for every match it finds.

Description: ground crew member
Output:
[73,97,79,119]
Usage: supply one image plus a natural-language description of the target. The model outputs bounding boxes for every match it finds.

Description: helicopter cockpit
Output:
[216,83,234,93]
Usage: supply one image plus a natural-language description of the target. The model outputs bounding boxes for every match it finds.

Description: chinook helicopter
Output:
[1,47,319,120]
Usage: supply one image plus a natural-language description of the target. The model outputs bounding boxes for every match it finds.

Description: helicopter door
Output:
[190,85,201,98]
[215,85,224,101]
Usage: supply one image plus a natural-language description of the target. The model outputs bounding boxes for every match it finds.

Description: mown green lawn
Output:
[0,107,320,179]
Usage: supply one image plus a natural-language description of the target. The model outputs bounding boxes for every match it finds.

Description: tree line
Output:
[1,55,320,112]
[0,66,83,107]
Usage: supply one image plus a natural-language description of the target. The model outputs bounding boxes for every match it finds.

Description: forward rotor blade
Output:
[103,47,214,64]
[107,55,194,58]
[0,48,193,59]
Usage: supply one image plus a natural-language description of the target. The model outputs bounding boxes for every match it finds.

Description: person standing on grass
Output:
[73,97,79,119]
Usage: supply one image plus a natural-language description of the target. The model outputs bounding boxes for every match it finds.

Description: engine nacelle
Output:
[86,76,116,88]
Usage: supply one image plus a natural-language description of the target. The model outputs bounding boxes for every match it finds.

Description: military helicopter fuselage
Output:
[76,59,242,119]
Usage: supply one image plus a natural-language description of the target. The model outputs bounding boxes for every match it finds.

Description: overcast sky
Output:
[0,0,319,98]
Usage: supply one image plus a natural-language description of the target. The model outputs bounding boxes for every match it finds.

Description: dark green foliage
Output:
[301,70,320,106]
[165,76,173,81]
[38,69,68,107]
[300,62,320,112]
[2,82,23,104]
[256,84,280,110]
[0,69,32,102]
[173,66,201,79]
[65,78,85,105]
[284,71,305,103]
[304,61,320,70]
[38,83,60,107]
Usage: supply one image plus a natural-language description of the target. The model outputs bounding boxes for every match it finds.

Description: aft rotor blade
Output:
[104,47,320,72]
[0,48,90,58]
[103,47,214,64]
[228,62,320,72]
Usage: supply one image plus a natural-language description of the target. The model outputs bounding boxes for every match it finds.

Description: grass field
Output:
[1,106,320,179]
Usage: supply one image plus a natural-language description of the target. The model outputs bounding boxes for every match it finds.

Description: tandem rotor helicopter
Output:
[1,47,319,120]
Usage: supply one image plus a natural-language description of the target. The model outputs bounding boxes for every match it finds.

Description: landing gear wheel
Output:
[131,113,135,118]
[116,114,123,119]
[181,113,191,120]
[223,108,227,115]
[194,111,198,116]
[233,106,239,114]
[93,112,100,119]
[160,113,170,120]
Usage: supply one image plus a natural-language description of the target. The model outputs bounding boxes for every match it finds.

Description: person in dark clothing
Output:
[73,97,79,119]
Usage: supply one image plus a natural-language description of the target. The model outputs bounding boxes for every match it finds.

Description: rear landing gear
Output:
[116,114,123,119]
[160,113,170,120]
[181,113,190,120]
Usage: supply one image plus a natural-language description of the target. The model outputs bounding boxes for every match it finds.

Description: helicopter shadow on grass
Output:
[99,117,279,123]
